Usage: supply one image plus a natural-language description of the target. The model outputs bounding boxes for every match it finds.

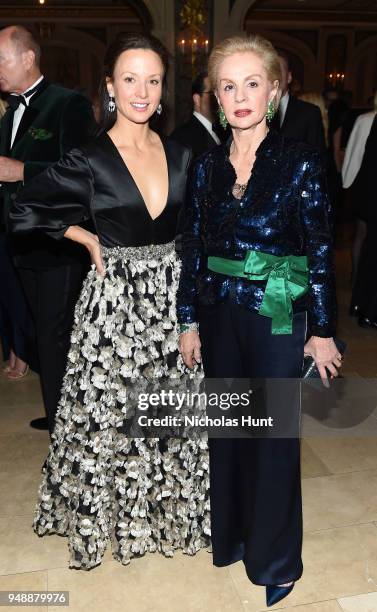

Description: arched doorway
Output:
[227,0,258,35]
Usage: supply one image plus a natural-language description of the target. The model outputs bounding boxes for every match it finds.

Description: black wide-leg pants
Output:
[199,297,306,586]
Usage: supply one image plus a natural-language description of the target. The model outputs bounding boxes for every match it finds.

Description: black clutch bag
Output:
[302,338,346,380]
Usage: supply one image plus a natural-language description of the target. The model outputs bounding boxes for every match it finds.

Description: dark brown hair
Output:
[98,32,170,132]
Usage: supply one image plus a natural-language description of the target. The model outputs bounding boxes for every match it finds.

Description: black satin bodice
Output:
[9,133,192,248]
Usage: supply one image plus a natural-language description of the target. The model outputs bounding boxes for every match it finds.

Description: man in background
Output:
[171,71,221,158]
[273,51,326,152]
[0,25,94,434]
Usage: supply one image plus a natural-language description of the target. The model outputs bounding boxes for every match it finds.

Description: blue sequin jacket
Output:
[176,130,337,337]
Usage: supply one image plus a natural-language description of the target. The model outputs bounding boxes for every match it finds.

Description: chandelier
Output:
[327,72,345,87]
[178,0,209,56]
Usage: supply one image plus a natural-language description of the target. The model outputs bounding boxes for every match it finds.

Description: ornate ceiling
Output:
[6,0,377,6]
[250,0,377,9]
[8,0,140,4]
[0,0,153,28]
[245,0,377,23]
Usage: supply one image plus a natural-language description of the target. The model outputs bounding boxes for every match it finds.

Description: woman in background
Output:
[345,99,377,329]
[342,92,377,320]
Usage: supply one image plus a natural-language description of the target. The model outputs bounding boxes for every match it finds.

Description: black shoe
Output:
[358,316,377,330]
[30,417,49,430]
[349,303,360,317]
[266,582,294,607]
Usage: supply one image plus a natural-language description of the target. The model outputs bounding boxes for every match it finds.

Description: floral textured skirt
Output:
[33,241,211,570]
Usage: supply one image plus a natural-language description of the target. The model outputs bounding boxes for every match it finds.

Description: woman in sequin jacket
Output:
[177,35,342,608]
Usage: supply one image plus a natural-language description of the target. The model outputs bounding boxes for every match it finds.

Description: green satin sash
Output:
[207,251,309,334]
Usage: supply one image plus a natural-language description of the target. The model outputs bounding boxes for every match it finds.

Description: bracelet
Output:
[179,322,199,334]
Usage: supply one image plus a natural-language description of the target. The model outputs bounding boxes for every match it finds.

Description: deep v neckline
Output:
[105,132,170,221]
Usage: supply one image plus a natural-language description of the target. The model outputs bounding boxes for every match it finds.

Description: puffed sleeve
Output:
[176,157,207,324]
[299,151,337,337]
[9,148,94,240]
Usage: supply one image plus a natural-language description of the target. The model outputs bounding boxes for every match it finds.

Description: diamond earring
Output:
[108,94,116,113]
[156,103,162,116]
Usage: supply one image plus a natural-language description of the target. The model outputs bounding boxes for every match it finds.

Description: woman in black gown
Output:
[9,33,210,569]
[177,35,341,607]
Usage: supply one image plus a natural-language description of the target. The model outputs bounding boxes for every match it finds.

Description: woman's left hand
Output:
[304,336,343,387]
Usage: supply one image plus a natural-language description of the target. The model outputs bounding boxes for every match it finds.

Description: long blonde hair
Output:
[299,92,328,146]
[208,34,282,112]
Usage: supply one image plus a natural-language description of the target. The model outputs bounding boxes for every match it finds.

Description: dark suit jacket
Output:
[273,95,326,153]
[0,79,95,267]
[170,115,218,159]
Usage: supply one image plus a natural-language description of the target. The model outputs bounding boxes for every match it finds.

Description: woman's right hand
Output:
[179,331,201,369]
[87,234,105,278]
[304,335,342,387]
[64,226,105,277]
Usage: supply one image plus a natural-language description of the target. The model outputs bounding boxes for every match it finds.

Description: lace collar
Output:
[210,129,281,199]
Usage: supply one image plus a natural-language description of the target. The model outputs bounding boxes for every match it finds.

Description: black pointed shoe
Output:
[266,582,294,607]
[30,417,49,430]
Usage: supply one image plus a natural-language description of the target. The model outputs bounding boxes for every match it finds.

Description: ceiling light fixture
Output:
[178,0,210,57]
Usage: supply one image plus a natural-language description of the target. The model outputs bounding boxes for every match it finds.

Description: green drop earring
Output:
[218,105,228,129]
[266,100,276,122]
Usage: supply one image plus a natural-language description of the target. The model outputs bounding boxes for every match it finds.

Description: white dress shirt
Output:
[193,111,221,145]
[10,75,44,148]
[278,91,290,127]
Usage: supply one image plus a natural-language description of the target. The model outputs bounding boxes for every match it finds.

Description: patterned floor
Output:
[0,246,376,612]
